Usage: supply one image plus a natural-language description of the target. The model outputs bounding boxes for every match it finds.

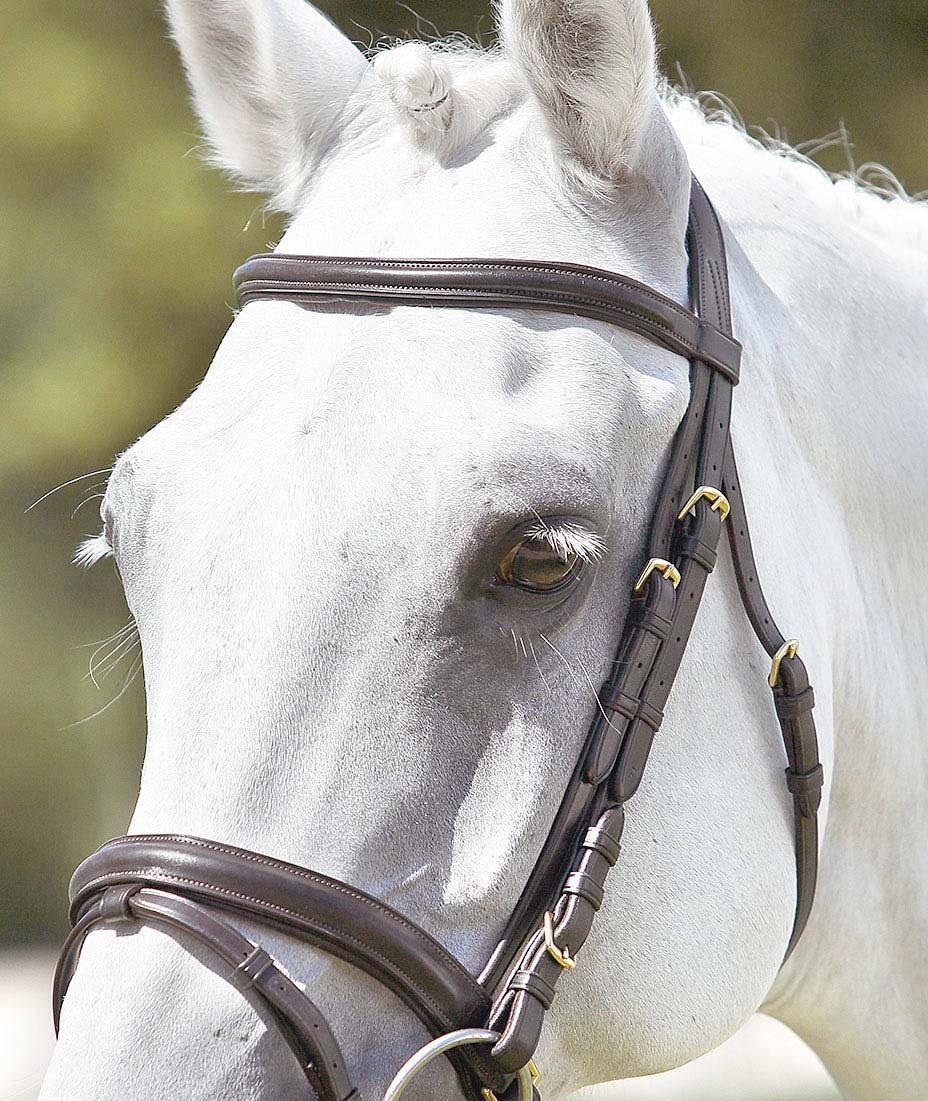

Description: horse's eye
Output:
[496,537,582,593]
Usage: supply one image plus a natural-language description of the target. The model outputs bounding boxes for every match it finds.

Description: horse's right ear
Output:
[500,0,688,216]
[165,0,367,212]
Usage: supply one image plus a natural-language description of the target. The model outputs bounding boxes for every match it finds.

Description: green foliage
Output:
[1,0,925,944]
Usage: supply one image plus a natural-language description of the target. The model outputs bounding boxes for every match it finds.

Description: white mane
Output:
[661,84,928,266]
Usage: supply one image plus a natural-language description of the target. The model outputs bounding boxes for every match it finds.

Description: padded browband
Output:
[232,255,742,384]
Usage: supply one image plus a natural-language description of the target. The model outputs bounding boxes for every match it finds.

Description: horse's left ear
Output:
[165,0,367,212]
[501,0,685,196]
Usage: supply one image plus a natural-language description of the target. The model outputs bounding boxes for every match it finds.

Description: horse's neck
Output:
[684,120,928,1096]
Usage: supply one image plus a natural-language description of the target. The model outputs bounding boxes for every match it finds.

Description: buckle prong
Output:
[543,911,576,970]
[769,639,799,688]
[678,485,730,522]
[633,558,681,593]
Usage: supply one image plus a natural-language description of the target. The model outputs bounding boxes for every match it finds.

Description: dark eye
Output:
[496,536,583,593]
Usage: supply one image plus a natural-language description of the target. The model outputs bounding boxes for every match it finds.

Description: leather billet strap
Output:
[722,449,823,958]
[232,256,742,385]
[479,181,731,1000]
[483,179,739,1067]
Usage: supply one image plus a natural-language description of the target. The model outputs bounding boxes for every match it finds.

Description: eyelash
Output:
[73,530,114,569]
[520,521,607,564]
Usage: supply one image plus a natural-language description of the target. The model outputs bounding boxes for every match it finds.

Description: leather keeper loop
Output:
[582,817,624,865]
[635,699,664,733]
[233,946,275,991]
[785,764,825,817]
[98,884,140,922]
[508,969,557,1011]
[632,606,673,643]
[564,872,605,910]
[775,685,816,718]
[677,535,718,573]
[600,691,637,720]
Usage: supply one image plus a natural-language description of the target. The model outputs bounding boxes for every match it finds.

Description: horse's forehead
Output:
[278,112,645,269]
[283,116,546,254]
[119,303,625,537]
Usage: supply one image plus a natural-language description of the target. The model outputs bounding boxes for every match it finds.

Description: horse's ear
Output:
[500,0,682,190]
[165,0,367,211]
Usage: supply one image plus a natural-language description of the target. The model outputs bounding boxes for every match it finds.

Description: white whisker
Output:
[528,636,553,695]
[120,652,143,691]
[538,631,621,738]
[86,623,140,689]
[70,490,107,520]
[76,619,136,650]
[88,635,141,688]
[63,651,144,730]
[25,469,112,514]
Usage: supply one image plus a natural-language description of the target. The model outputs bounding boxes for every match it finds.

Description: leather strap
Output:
[482,178,822,1072]
[57,835,504,1100]
[232,255,742,385]
[55,884,358,1101]
[721,448,823,956]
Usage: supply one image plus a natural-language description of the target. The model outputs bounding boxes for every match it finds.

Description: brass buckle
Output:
[769,639,799,688]
[634,558,681,593]
[543,911,576,970]
[481,1062,540,1101]
[678,485,730,522]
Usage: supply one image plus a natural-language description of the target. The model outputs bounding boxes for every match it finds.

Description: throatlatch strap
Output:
[722,448,823,957]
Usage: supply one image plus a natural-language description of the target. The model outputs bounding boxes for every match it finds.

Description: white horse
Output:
[41,0,928,1098]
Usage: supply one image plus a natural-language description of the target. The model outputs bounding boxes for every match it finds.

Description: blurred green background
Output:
[1,0,926,947]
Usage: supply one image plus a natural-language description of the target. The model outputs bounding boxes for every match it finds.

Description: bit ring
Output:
[383,1028,534,1100]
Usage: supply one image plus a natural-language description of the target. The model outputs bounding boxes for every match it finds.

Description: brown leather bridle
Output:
[53,177,823,1100]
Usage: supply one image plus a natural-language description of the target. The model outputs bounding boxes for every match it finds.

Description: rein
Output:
[53,176,823,1101]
